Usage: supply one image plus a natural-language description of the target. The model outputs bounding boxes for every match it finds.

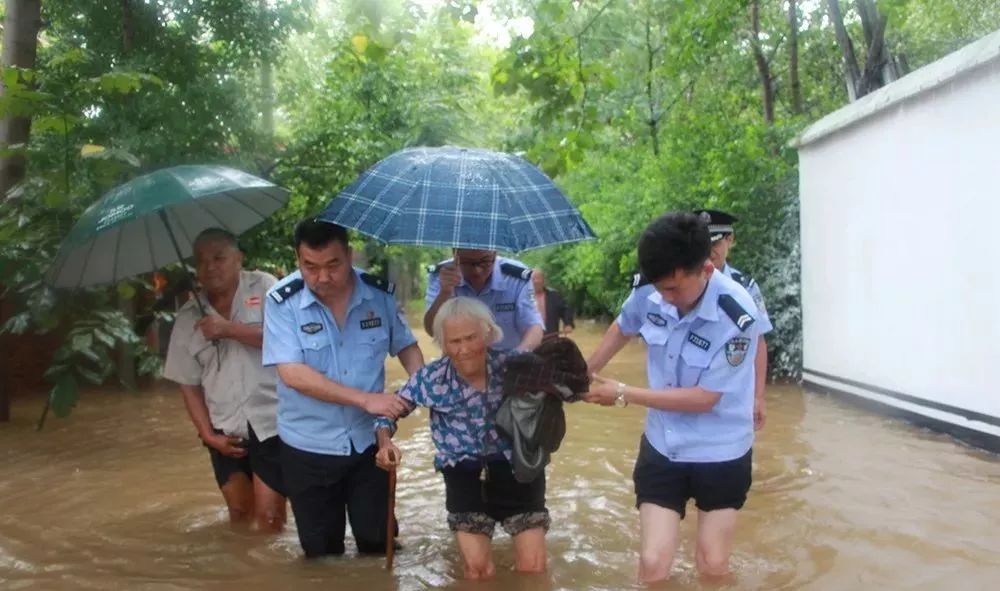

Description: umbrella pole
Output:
[158,210,221,370]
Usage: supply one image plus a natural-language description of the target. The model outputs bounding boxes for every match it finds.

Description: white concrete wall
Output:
[799,59,1000,432]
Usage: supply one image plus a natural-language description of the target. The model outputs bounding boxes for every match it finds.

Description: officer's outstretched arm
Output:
[397,343,425,376]
[587,321,631,374]
[517,324,544,351]
[276,362,408,419]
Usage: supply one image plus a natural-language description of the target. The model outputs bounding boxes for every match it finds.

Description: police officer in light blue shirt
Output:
[585,211,759,584]
[262,219,425,558]
[423,249,543,351]
[694,208,773,431]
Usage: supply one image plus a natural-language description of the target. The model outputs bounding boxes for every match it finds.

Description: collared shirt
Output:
[262,268,417,456]
[163,270,278,440]
[723,263,773,335]
[425,257,542,351]
[617,270,760,462]
[375,349,513,469]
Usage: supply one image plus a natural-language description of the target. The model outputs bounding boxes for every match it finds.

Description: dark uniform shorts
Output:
[632,435,752,519]
[280,442,394,558]
[441,456,550,538]
[207,423,285,496]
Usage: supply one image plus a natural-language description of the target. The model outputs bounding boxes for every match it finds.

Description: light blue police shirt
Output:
[262,268,417,456]
[425,257,542,351]
[617,270,759,463]
[723,263,773,335]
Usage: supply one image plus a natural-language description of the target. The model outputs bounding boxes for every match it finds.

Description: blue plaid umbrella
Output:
[317,146,596,252]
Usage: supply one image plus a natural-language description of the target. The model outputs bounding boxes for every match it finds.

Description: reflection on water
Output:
[1,321,998,590]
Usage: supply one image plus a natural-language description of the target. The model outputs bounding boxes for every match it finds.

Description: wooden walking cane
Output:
[385,448,397,570]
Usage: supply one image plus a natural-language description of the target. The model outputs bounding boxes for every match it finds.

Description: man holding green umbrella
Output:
[163,228,287,531]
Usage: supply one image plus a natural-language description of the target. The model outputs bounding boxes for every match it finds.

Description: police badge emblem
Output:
[724,337,750,366]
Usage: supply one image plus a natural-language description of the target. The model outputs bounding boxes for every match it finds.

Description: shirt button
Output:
[342,369,348,375]
[668,355,674,359]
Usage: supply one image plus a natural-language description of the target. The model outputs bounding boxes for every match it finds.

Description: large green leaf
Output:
[49,375,79,419]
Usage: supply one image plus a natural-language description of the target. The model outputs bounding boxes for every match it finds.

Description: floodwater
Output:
[0,321,998,590]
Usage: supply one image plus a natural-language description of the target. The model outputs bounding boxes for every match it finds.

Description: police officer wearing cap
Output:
[693,208,772,431]
[262,219,425,558]
[423,249,544,351]
[585,211,760,583]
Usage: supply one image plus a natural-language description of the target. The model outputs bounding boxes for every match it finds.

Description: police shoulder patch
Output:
[725,337,751,366]
[360,272,395,295]
[499,262,532,281]
[268,278,304,304]
[718,294,755,332]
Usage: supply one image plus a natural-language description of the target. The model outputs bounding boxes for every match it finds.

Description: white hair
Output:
[432,297,503,349]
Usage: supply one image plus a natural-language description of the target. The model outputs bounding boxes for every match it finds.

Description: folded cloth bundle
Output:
[496,337,590,483]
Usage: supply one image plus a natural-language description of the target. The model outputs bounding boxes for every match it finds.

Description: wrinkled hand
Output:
[438,263,461,297]
[196,315,231,340]
[365,393,408,419]
[582,374,617,406]
[376,443,402,471]
[204,432,247,458]
[754,397,766,431]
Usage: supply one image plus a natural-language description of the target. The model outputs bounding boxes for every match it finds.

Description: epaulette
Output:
[632,272,650,288]
[360,272,395,295]
[500,262,532,281]
[718,294,755,332]
[268,278,304,304]
[729,269,755,290]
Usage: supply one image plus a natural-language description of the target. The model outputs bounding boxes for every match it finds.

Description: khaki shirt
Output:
[164,270,278,440]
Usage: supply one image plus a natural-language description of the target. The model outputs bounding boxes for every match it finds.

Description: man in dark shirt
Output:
[532,269,575,338]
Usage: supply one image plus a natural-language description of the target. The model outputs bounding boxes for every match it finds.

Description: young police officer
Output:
[586,212,759,583]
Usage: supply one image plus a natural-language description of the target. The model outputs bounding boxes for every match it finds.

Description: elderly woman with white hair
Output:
[374,296,549,580]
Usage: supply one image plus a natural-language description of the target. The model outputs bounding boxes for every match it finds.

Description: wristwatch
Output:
[614,382,628,407]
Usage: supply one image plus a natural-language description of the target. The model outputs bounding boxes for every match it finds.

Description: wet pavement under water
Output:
[0,321,998,590]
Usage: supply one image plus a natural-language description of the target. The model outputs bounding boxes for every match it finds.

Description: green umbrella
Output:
[48,165,290,288]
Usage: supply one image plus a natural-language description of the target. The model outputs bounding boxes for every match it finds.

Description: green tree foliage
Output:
[2,0,997,420]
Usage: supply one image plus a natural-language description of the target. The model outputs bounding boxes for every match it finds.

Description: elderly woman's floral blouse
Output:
[375,349,513,469]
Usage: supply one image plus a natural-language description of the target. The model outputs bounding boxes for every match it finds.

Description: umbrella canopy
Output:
[317,146,595,253]
[47,165,290,288]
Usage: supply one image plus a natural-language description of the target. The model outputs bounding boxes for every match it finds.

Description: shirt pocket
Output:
[679,344,712,388]
[639,323,669,347]
[186,335,216,370]
[353,333,389,373]
[301,336,332,370]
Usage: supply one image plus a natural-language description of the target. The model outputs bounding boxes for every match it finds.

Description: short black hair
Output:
[293,218,350,251]
[193,227,240,251]
[637,212,711,282]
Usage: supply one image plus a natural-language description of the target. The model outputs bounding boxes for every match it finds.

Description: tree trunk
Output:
[0,0,42,422]
[827,0,861,101]
[750,0,774,124]
[259,0,274,142]
[644,14,661,155]
[0,0,42,198]
[122,0,134,54]
[855,0,897,96]
[788,0,803,114]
